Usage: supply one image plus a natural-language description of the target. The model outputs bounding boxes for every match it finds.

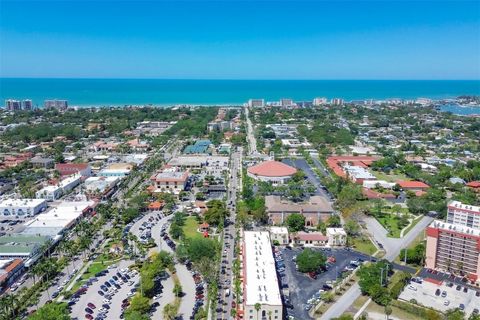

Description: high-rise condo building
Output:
[5,99,22,111]
[446,201,480,230]
[44,99,68,110]
[248,99,265,108]
[425,220,480,283]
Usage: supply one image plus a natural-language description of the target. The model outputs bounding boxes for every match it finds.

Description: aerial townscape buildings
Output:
[0,94,478,320]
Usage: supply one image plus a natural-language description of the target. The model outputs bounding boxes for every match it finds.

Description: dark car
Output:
[456,285,461,291]
[104,282,111,287]
[98,290,104,296]
[85,307,94,314]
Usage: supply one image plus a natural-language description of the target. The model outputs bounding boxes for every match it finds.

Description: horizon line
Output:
[1,77,480,81]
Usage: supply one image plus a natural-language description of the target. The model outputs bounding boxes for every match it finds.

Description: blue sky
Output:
[0,0,479,79]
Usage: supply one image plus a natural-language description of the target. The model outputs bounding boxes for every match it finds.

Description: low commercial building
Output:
[265,195,334,226]
[269,227,289,245]
[36,174,82,201]
[326,228,347,246]
[30,156,54,169]
[55,163,92,177]
[0,199,47,218]
[247,160,297,185]
[150,168,189,194]
[292,232,328,247]
[343,165,376,184]
[0,258,24,291]
[242,231,283,320]
[425,220,480,283]
[168,156,229,169]
[0,235,50,267]
[83,176,119,197]
[446,201,480,230]
[22,200,95,238]
[183,140,212,154]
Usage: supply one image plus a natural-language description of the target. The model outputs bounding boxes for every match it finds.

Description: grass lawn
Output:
[366,300,424,320]
[394,231,426,266]
[351,236,377,255]
[401,215,422,237]
[67,254,119,294]
[183,216,203,240]
[375,214,404,238]
[352,294,370,310]
[372,170,409,183]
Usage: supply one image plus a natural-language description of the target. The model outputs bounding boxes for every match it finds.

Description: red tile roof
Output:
[147,201,164,210]
[424,277,443,285]
[397,180,430,189]
[466,181,480,188]
[294,232,328,241]
[247,160,297,177]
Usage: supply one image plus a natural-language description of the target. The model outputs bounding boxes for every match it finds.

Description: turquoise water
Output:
[440,104,480,116]
[1,78,479,107]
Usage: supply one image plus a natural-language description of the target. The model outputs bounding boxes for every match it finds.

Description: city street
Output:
[217,148,241,319]
[245,106,259,156]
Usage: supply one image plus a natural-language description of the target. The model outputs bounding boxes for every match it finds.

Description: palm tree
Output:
[384,305,392,320]
[254,303,261,320]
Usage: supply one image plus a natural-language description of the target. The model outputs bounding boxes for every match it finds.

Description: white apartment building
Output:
[243,231,283,320]
[446,201,480,230]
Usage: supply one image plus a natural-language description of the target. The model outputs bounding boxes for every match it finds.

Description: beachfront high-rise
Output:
[5,99,21,111]
[44,99,68,110]
[313,97,327,106]
[248,99,265,108]
[22,99,33,110]
[425,201,480,283]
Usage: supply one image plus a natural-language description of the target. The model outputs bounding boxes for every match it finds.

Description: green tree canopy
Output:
[296,248,327,273]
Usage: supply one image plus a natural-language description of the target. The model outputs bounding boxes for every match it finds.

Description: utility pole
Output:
[380,267,384,286]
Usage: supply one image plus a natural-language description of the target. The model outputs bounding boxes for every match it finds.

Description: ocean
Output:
[1,78,479,108]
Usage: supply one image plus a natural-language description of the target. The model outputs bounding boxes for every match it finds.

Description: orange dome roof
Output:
[247,160,297,177]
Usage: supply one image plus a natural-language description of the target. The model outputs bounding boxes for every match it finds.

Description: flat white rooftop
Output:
[244,231,282,307]
[0,198,46,207]
[448,201,480,213]
[430,220,480,238]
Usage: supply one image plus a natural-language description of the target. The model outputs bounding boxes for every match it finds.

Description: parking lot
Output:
[69,260,140,320]
[280,247,372,320]
[399,279,480,317]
